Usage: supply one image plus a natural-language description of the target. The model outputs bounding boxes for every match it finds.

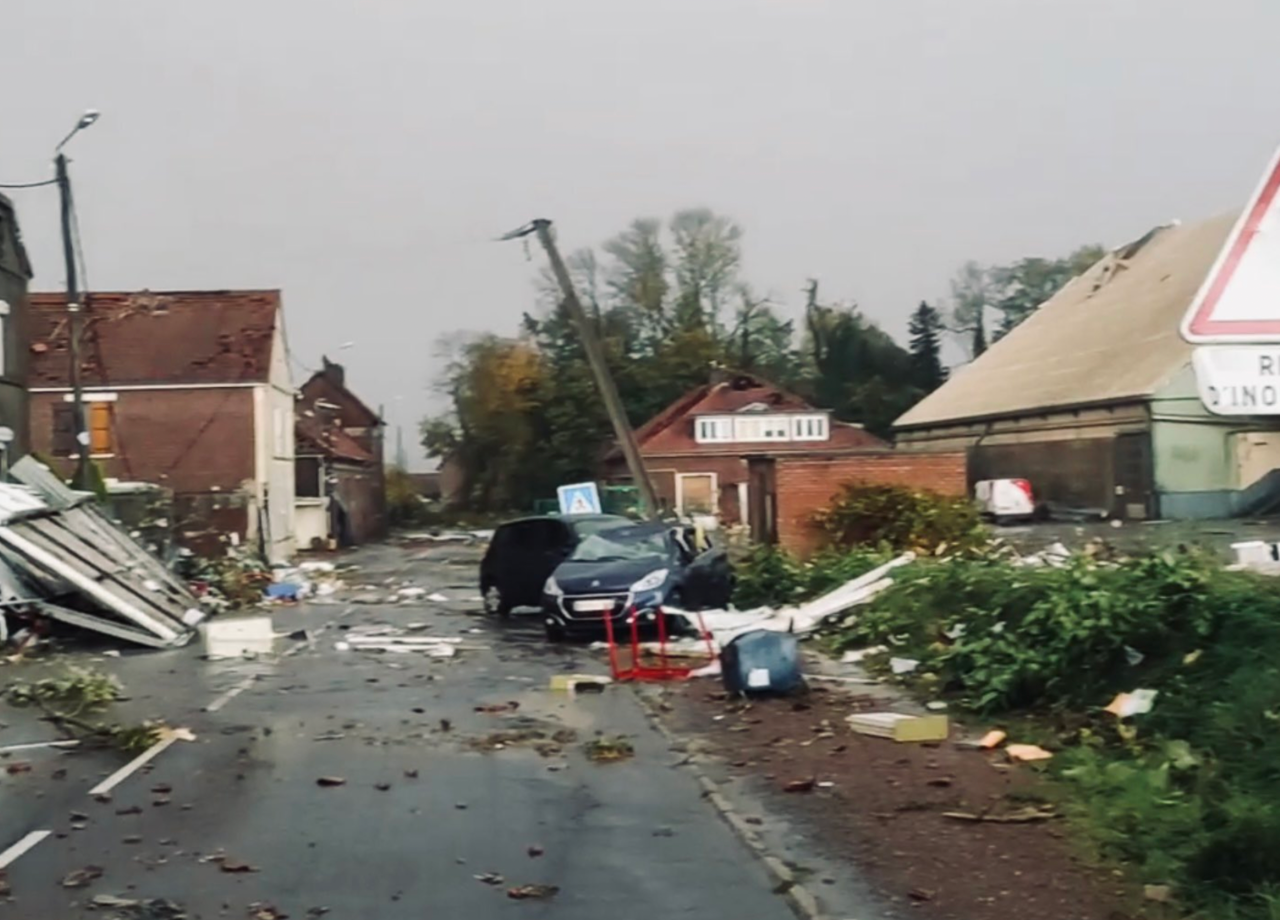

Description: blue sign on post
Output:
[557,482,602,516]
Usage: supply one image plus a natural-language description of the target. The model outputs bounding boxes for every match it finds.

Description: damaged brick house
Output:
[294,358,387,548]
[27,290,296,561]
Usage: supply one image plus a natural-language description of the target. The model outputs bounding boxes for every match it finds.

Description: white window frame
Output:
[676,472,718,517]
[695,417,733,443]
[792,414,830,441]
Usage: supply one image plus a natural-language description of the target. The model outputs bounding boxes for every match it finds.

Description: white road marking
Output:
[204,681,251,713]
[88,735,181,797]
[0,830,52,869]
[0,740,79,754]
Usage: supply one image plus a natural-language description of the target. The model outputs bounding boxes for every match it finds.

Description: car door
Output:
[514,519,572,607]
[680,528,732,609]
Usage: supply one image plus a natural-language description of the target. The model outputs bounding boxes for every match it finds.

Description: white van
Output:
[974,479,1036,523]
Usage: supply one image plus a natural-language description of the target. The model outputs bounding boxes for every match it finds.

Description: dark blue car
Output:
[540,522,734,641]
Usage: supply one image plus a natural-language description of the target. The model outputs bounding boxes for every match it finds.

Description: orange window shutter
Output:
[90,403,112,453]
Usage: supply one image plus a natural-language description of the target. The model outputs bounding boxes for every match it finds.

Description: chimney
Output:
[321,355,345,388]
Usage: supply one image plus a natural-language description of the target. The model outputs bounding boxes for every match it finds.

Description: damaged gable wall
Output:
[0,194,31,458]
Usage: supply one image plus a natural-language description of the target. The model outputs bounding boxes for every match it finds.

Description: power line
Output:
[0,178,56,190]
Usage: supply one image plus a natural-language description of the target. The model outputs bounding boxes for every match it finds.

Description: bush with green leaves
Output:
[810,482,987,555]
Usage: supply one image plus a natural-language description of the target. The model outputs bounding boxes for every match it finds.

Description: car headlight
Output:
[544,575,563,597]
[630,568,669,594]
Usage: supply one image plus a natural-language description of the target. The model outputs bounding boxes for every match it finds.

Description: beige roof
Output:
[895,212,1236,430]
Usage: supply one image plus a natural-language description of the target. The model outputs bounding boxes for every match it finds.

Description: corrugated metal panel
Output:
[0,465,204,647]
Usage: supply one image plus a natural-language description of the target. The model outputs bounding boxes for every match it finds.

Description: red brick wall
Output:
[775,451,967,555]
[30,388,257,494]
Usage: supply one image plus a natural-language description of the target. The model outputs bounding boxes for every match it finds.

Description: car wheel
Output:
[483,583,511,618]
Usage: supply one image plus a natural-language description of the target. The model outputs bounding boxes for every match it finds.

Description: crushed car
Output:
[541,521,733,641]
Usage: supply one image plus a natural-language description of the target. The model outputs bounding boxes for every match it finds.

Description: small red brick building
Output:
[27,290,297,560]
[605,372,966,553]
[293,358,387,548]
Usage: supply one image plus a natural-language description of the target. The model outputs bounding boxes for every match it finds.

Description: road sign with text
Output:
[1191,346,1280,415]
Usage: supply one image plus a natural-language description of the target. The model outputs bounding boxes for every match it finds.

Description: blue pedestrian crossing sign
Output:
[557,482,602,516]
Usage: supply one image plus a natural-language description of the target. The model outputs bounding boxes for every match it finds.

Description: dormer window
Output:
[694,412,831,444]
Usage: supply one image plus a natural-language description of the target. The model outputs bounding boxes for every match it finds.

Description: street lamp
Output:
[54,109,100,489]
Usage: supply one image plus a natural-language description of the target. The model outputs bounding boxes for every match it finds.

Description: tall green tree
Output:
[802,285,921,438]
[991,244,1105,339]
[907,300,947,392]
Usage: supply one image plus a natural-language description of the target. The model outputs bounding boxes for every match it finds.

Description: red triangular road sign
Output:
[1182,145,1280,343]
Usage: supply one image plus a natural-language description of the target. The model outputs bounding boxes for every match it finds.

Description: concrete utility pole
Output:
[502,219,659,519]
[55,153,90,490]
[54,110,100,491]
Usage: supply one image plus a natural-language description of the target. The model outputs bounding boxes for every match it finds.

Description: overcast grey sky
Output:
[4,1,1278,468]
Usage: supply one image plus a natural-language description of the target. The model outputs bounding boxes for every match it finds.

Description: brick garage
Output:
[774,451,968,555]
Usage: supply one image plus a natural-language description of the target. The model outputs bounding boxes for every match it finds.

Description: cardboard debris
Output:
[847,712,949,743]
[1105,688,1158,718]
[1006,743,1053,762]
[978,729,1007,749]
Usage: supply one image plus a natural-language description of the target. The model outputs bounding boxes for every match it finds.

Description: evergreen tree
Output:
[907,301,947,392]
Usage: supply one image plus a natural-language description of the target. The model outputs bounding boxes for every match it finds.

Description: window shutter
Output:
[52,404,76,456]
[89,403,113,454]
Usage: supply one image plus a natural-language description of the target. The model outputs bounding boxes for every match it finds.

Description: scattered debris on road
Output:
[583,736,634,763]
[526,845,544,858]
[315,776,346,787]
[549,673,612,693]
[61,865,105,888]
[782,778,816,793]
[507,883,559,900]
[474,872,504,886]
[202,616,275,659]
[88,894,187,919]
[247,903,288,920]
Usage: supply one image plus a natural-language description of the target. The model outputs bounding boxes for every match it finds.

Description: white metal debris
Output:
[0,458,206,648]
[670,553,915,645]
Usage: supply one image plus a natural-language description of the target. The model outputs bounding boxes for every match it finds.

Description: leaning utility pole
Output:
[502,219,659,519]
[56,152,91,490]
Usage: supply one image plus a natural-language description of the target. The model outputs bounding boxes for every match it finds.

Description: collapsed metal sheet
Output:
[0,461,204,648]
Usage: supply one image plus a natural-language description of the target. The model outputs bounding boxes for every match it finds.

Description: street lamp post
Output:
[54,110,99,490]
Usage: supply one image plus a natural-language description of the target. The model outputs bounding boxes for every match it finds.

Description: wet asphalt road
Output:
[0,543,801,919]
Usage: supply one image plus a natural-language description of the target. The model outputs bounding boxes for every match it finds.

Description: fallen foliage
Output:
[582,736,634,763]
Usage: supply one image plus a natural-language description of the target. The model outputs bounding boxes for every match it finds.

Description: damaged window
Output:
[296,457,322,498]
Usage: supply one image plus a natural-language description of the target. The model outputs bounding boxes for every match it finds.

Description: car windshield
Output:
[569,526,670,563]
[569,517,628,539]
